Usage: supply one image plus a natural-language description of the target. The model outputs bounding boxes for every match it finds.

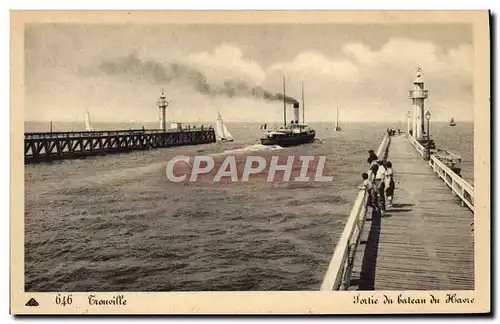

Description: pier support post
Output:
[423,111,431,161]
[423,144,430,161]
[406,111,411,135]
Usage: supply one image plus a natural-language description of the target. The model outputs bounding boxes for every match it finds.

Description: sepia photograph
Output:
[10,10,490,314]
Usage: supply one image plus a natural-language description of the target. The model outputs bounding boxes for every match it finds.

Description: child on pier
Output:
[374,160,387,213]
[358,173,378,212]
[385,161,395,207]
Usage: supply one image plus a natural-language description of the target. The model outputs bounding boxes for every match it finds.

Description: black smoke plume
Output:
[97,53,299,105]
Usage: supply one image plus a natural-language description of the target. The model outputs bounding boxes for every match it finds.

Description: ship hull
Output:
[261,132,315,147]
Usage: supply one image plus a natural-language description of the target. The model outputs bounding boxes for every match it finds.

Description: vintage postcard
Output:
[11,10,490,314]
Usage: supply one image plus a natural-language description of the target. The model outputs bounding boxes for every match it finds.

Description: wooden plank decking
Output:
[349,135,474,290]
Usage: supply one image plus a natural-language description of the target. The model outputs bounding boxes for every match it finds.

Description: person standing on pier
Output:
[374,160,387,213]
[367,150,378,164]
[367,150,379,175]
[385,161,395,208]
[358,172,378,212]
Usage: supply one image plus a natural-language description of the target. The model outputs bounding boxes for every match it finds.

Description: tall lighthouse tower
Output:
[408,67,429,140]
[157,90,169,131]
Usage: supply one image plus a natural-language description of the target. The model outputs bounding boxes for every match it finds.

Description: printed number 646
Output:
[55,294,73,306]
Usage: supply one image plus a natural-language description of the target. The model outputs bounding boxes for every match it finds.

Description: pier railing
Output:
[407,134,474,212]
[25,127,212,140]
[320,135,391,291]
[25,127,216,163]
[407,133,426,155]
[429,154,475,212]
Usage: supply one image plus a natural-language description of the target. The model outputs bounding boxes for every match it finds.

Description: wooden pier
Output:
[24,128,216,164]
[321,134,474,291]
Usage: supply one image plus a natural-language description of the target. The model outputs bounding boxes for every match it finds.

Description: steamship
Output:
[261,79,316,147]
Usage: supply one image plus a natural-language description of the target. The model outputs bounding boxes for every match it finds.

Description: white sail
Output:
[215,111,225,139]
[335,106,342,131]
[215,111,233,141]
[336,106,339,128]
[222,123,233,140]
[85,109,93,131]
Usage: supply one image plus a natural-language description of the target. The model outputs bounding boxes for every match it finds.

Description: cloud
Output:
[340,38,474,103]
[93,49,299,105]
[343,37,473,78]
[446,44,473,75]
[347,38,439,68]
[55,38,472,122]
[267,52,360,83]
[92,38,473,109]
[267,37,472,85]
[97,53,213,94]
[185,43,267,87]
[262,37,473,119]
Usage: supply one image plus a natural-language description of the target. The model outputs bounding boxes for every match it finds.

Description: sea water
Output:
[24,121,473,291]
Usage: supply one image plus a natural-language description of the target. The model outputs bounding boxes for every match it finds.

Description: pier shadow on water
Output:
[391,203,414,208]
[357,208,382,290]
[354,202,415,290]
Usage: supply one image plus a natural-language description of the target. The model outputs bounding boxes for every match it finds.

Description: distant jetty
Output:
[24,92,216,164]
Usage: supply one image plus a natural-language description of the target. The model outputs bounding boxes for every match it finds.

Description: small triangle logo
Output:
[25,298,39,307]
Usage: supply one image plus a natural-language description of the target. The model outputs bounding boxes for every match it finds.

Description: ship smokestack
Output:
[293,102,300,124]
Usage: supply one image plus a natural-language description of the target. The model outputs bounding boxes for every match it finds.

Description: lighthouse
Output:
[408,67,429,140]
[157,90,169,131]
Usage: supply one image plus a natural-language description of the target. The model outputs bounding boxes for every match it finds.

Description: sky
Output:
[24,23,473,123]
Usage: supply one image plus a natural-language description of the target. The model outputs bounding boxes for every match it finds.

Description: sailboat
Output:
[85,108,93,131]
[335,106,342,131]
[260,78,315,147]
[449,117,456,126]
[215,110,234,142]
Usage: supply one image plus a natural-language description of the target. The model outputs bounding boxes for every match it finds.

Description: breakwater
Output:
[24,128,216,164]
